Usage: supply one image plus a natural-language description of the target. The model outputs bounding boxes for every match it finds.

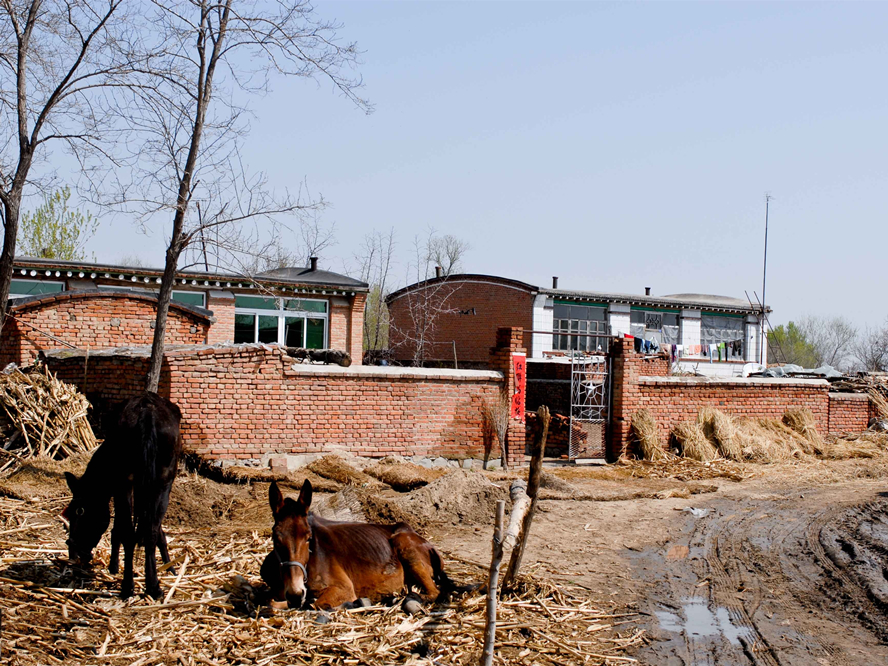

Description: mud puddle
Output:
[655,599,753,646]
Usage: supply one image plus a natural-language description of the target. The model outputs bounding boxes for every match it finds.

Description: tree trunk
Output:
[481,499,506,666]
[144,239,183,392]
[0,196,22,338]
[501,405,549,591]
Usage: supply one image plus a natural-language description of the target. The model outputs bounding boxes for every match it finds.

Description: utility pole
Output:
[760,193,772,365]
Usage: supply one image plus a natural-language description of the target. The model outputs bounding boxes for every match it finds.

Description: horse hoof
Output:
[108,562,119,575]
[402,598,423,615]
[146,586,163,600]
[120,585,134,599]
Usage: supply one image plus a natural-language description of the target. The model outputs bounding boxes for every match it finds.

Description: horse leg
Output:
[312,576,357,611]
[109,496,124,575]
[119,493,136,599]
[143,522,162,600]
[392,534,440,604]
[155,484,175,572]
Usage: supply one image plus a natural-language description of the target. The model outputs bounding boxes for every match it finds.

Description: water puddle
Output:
[655,598,753,645]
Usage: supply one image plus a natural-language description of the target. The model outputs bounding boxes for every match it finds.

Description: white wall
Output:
[608,303,631,336]
[531,294,553,359]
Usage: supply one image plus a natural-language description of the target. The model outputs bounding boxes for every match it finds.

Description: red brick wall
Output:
[45,343,515,462]
[388,278,534,365]
[1,292,211,367]
[828,392,871,435]
[206,293,235,344]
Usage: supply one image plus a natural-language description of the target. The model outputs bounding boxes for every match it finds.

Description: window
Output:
[701,314,744,360]
[234,296,328,348]
[97,285,206,307]
[630,309,679,344]
[9,280,64,298]
[553,302,608,352]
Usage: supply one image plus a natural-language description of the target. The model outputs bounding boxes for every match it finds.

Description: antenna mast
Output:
[760,194,772,364]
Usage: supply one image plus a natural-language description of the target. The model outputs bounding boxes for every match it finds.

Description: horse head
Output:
[62,471,111,565]
[269,480,313,607]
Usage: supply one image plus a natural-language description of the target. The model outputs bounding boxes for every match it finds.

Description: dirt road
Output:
[432,468,888,665]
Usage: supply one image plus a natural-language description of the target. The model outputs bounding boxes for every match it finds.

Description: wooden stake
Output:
[502,405,550,591]
[481,499,506,666]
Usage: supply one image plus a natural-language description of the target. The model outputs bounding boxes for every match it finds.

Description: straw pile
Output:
[308,455,386,489]
[0,364,97,473]
[630,409,666,461]
[733,419,804,463]
[670,421,718,462]
[0,494,644,666]
[365,458,448,492]
[697,406,742,461]
[782,408,826,455]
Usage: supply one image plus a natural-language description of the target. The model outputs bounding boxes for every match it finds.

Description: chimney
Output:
[645,286,651,296]
[552,276,559,289]
[435,266,443,279]
[310,256,318,271]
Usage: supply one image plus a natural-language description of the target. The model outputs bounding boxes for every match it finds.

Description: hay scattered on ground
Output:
[782,407,825,455]
[826,431,888,460]
[308,455,386,489]
[631,409,666,461]
[0,364,97,473]
[0,495,643,666]
[613,457,752,482]
[670,421,719,462]
[697,406,742,461]
[364,458,448,491]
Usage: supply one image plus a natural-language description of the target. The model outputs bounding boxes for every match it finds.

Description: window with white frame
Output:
[630,309,680,344]
[552,302,608,352]
[9,279,64,299]
[233,296,328,348]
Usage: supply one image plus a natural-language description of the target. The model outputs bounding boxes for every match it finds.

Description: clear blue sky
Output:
[82,2,887,329]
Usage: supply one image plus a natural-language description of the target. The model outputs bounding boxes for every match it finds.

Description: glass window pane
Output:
[588,306,606,321]
[662,313,679,327]
[306,318,325,349]
[553,304,569,319]
[10,280,64,296]
[234,314,255,343]
[630,310,646,323]
[286,298,326,313]
[258,315,279,343]
[569,306,589,321]
[235,295,278,310]
[172,291,205,307]
[284,317,304,347]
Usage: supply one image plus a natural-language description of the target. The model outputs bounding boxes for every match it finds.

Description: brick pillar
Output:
[349,293,366,365]
[490,326,527,468]
[206,291,236,344]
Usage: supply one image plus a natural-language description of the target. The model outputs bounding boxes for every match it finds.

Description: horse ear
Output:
[297,479,313,512]
[268,481,285,518]
[64,472,80,494]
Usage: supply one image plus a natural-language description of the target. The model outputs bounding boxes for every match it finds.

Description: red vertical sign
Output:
[511,354,526,422]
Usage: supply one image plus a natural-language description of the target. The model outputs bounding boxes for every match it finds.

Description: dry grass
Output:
[630,409,666,461]
[697,406,742,461]
[670,421,719,462]
[364,459,448,492]
[782,408,826,455]
[0,495,644,666]
[307,455,386,489]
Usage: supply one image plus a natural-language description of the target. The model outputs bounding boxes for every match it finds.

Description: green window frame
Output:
[233,296,328,348]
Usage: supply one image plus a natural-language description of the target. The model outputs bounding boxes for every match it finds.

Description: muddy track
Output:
[634,483,888,665]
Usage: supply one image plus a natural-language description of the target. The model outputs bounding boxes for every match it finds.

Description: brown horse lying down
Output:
[261,480,451,610]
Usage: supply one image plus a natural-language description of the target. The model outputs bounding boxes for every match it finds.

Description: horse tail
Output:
[134,397,159,543]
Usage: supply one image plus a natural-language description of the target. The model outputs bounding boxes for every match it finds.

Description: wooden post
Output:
[481,499,506,666]
[501,405,550,591]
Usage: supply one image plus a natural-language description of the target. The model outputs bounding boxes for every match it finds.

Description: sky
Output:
[70,2,887,329]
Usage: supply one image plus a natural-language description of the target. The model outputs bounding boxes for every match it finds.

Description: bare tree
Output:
[427,233,469,276]
[799,315,858,371]
[0,0,133,335]
[854,321,888,372]
[298,209,336,266]
[101,1,370,391]
[355,227,395,353]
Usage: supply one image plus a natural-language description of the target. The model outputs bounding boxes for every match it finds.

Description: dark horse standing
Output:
[262,480,451,610]
[63,392,182,599]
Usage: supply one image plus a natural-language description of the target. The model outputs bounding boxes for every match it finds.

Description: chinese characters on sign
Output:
[511,354,526,422]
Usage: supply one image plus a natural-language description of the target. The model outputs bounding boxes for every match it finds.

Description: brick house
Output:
[3,256,368,367]
[387,273,769,377]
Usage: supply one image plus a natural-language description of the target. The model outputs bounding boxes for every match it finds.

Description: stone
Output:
[432,457,449,468]
[402,598,423,615]
[461,459,473,469]
[357,597,372,608]
[313,611,331,625]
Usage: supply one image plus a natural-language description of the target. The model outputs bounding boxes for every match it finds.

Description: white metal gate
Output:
[569,353,611,460]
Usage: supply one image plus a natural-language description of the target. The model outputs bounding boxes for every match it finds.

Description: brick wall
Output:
[828,392,871,435]
[607,336,872,460]
[387,278,534,365]
[1,292,211,367]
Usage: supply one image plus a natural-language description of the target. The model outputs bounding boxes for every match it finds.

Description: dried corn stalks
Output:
[0,364,97,472]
